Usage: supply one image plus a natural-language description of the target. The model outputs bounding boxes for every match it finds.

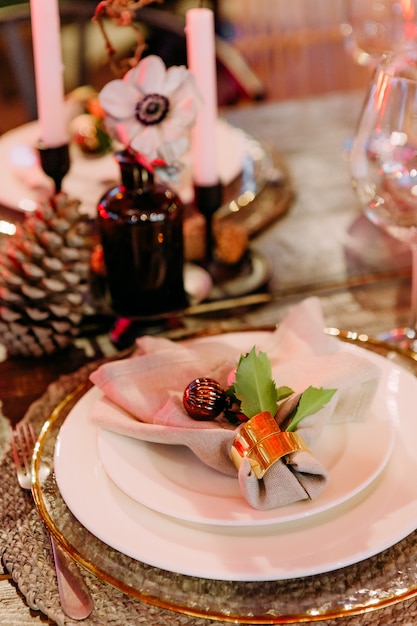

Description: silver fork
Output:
[10,421,94,620]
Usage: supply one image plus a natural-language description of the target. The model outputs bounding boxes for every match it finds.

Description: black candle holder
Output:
[194,182,222,264]
[37,142,70,194]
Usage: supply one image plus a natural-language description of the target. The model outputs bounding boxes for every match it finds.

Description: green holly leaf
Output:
[225,348,338,430]
[232,347,281,418]
[285,386,337,432]
[276,386,294,402]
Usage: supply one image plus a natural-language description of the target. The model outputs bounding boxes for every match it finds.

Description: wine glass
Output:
[350,48,417,345]
[341,0,417,68]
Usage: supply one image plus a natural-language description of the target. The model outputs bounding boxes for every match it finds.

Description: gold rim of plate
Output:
[31,327,417,624]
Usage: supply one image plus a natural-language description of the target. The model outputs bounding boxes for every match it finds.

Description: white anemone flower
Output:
[99,55,202,169]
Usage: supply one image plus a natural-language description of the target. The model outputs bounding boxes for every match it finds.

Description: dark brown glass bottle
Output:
[97,150,187,318]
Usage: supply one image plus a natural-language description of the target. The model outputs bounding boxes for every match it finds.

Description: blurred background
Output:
[0,0,370,134]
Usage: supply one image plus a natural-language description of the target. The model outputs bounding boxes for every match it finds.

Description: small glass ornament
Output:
[97,150,188,318]
[183,377,226,421]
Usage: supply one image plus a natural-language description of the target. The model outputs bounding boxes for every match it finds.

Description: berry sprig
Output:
[183,347,337,431]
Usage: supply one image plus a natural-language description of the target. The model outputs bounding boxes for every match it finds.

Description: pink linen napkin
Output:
[89,297,382,510]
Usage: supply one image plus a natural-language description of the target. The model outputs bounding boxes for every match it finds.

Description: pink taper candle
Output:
[185,8,219,187]
[30,0,68,148]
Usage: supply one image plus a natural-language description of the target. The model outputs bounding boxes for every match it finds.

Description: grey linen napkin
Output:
[89,298,382,510]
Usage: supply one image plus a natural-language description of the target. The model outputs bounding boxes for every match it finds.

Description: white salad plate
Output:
[53,336,417,581]
[97,390,394,526]
[0,117,259,216]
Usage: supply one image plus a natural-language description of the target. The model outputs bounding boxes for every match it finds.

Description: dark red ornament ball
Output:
[183,377,226,421]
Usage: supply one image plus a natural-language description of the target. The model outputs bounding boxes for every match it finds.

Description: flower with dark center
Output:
[99,55,202,167]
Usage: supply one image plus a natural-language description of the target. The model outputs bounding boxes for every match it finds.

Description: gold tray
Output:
[31,329,417,624]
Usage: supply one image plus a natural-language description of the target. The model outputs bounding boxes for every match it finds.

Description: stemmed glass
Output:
[341,0,417,68]
[350,48,417,345]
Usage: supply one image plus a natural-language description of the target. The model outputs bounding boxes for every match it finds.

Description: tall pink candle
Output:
[185,8,219,187]
[30,0,68,148]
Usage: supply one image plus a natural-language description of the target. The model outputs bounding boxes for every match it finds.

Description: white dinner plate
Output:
[0,117,259,216]
[54,338,417,581]
[97,350,395,526]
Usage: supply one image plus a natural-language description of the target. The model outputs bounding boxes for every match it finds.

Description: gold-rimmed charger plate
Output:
[31,329,417,623]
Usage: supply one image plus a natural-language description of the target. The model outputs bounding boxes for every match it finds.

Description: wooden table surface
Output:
[0,90,414,625]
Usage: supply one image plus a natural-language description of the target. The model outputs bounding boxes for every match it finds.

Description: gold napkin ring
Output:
[230,411,310,479]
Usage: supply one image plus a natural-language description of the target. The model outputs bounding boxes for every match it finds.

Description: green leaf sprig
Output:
[225,347,337,431]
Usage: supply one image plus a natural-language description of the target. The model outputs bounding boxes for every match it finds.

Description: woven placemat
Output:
[2,360,417,626]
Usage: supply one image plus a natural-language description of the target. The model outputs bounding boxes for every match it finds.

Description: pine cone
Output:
[0,194,96,357]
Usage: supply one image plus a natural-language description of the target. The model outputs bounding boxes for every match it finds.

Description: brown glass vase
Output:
[97,150,188,318]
